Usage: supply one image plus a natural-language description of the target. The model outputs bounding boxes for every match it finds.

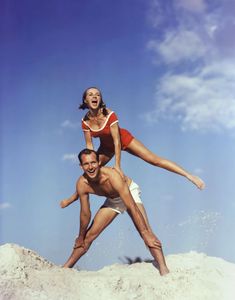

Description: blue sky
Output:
[1,0,235,270]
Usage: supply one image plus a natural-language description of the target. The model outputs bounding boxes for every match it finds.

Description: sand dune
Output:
[0,243,235,300]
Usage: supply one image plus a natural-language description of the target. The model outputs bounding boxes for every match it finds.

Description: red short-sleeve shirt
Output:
[82,111,134,152]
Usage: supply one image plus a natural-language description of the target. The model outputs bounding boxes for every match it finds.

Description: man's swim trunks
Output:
[101,181,142,214]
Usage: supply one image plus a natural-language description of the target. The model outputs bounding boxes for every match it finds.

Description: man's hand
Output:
[73,236,85,249]
[60,199,70,208]
[142,231,162,249]
[60,192,79,209]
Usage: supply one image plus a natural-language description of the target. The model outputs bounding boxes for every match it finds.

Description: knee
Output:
[83,232,98,250]
[153,156,164,167]
[146,154,162,167]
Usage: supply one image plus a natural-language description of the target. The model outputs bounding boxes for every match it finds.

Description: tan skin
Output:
[60,88,205,208]
[79,88,205,190]
[63,152,169,276]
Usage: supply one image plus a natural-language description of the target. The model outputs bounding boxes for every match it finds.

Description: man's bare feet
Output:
[187,175,205,190]
[159,267,170,276]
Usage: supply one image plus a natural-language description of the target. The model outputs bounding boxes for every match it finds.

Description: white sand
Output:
[0,243,235,300]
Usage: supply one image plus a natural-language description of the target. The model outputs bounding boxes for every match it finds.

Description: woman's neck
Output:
[88,108,103,118]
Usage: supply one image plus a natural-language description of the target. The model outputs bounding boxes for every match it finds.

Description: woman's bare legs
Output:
[137,203,169,275]
[126,138,205,190]
[97,151,114,166]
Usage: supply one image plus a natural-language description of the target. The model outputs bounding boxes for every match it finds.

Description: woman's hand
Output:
[114,166,125,180]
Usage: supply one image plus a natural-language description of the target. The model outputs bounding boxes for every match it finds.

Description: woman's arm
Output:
[83,131,94,150]
[110,123,122,172]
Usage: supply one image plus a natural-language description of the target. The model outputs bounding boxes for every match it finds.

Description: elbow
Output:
[86,212,91,219]
[81,211,91,220]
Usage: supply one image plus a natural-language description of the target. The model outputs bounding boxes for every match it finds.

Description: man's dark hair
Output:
[78,148,99,164]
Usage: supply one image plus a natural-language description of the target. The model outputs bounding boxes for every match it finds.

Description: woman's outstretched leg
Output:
[97,151,114,166]
[126,138,205,190]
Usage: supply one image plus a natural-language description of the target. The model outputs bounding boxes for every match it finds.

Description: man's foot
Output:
[159,267,170,276]
[187,175,205,190]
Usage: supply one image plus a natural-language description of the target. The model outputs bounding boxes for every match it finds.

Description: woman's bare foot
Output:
[187,175,205,190]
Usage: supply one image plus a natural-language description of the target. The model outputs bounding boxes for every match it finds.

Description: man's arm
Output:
[109,170,160,249]
[74,182,91,249]
[78,194,91,239]
[60,192,79,208]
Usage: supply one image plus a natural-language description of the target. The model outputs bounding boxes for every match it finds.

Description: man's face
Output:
[80,152,100,180]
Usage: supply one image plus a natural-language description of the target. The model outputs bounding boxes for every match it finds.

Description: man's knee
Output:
[84,231,98,249]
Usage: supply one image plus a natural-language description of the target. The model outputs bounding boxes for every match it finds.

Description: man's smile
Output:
[87,169,96,174]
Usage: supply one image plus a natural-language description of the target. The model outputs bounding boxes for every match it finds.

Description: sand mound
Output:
[0,243,235,300]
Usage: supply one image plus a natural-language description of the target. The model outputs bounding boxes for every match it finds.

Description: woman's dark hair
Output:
[79,87,108,116]
[78,148,99,164]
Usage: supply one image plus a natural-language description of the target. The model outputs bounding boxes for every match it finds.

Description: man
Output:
[61,148,169,276]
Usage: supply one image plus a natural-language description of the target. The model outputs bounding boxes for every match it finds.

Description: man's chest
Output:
[88,181,118,198]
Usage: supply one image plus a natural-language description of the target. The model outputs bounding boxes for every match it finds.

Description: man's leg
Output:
[63,208,118,268]
[136,203,169,276]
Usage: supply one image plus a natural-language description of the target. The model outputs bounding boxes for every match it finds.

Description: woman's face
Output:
[85,88,102,110]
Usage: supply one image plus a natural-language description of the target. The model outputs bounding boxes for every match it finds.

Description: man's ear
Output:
[79,163,83,170]
[98,161,101,166]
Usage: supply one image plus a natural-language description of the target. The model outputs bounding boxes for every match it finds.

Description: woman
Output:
[60,87,204,208]
[78,87,204,189]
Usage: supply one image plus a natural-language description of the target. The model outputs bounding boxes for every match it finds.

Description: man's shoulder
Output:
[76,175,89,190]
[101,166,117,177]
[101,167,132,187]
[101,167,126,185]
[101,166,113,172]
[76,175,84,183]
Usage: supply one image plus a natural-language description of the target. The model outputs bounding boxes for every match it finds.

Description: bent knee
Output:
[144,154,162,167]
[85,231,98,245]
